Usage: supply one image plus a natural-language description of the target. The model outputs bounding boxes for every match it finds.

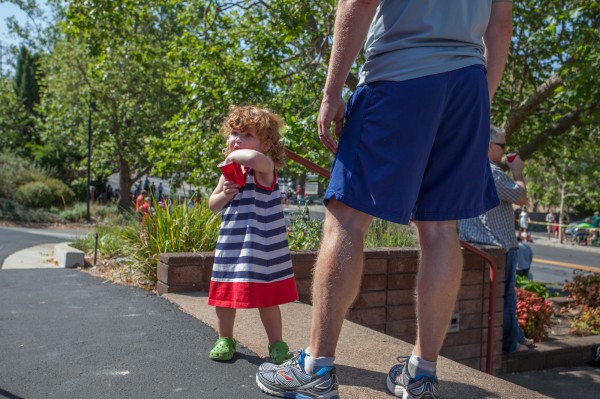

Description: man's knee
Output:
[324,198,373,237]
[415,220,458,243]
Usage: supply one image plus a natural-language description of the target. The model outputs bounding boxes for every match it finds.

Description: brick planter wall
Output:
[157,246,505,374]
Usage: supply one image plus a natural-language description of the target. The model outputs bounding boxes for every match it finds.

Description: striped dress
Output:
[208,168,298,309]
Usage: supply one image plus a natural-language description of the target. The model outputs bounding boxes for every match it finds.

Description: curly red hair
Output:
[221,105,287,169]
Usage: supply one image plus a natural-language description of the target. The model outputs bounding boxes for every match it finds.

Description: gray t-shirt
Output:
[359,0,512,85]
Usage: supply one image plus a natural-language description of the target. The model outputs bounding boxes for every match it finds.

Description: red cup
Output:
[218,161,245,187]
[507,153,518,163]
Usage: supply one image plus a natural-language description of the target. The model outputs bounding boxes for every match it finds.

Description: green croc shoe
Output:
[268,340,292,365]
[210,337,236,361]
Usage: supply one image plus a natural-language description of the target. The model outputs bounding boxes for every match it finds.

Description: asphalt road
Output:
[0,229,270,399]
[529,240,600,286]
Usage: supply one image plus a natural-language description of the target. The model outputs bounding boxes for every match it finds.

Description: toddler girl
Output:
[207,105,298,364]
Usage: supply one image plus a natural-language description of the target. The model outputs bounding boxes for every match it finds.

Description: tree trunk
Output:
[502,73,564,139]
[118,158,133,212]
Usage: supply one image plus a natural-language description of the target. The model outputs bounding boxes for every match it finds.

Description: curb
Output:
[501,335,600,374]
[53,242,84,268]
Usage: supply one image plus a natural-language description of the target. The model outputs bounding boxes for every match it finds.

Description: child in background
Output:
[207,105,298,364]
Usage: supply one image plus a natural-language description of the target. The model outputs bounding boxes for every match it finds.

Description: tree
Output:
[494,0,599,213]
[148,1,338,189]
[37,0,184,210]
[0,74,32,155]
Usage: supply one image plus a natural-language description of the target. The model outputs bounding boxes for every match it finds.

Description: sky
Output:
[0,1,50,72]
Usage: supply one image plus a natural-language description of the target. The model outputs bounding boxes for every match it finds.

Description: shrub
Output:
[365,218,416,248]
[570,305,600,336]
[42,178,76,208]
[516,288,554,342]
[14,182,55,209]
[288,207,323,250]
[0,198,58,223]
[14,169,47,188]
[563,271,599,307]
[120,200,221,284]
[517,275,550,297]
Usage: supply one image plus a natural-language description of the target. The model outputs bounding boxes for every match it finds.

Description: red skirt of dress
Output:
[208,277,298,309]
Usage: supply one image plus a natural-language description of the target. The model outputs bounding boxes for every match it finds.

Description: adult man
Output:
[256,1,512,398]
[459,125,530,355]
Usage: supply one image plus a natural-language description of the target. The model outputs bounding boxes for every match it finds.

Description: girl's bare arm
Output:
[225,149,273,174]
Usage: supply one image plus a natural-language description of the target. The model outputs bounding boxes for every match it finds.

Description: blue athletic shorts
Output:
[324,65,499,224]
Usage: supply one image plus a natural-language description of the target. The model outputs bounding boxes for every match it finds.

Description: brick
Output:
[162,264,203,286]
[347,307,385,326]
[462,269,485,285]
[455,313,484,330]
[388,257,418,273]
[295,280,312,303]
[352,291,386,309]
[387,274,416,290]
[158,252,209,266]
[457,299,483,314]
[364,248,392,259]
[387,289,415,306]
[443,328,484,346]
[290,250,318,263]
[363,257,388,274]
[387,305,415,322]
[292,260,314,279]
[441,343,482,360]
[457,284,486,300]
[361,274,387,291]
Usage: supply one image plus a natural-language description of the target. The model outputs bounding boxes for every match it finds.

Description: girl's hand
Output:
[222,180,240,198]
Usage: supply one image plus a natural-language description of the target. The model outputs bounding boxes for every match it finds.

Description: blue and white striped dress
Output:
[208,168,298,309]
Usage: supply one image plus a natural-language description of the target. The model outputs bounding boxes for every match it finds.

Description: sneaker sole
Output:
[386,375,438,399]
[255,374,340,399]
[386,375,405,398]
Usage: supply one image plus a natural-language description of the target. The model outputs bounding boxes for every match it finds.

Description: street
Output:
[529,239,600,286]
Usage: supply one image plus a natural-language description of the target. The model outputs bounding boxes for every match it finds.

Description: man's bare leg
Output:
[309,199,373,358]
[413,220,463,361]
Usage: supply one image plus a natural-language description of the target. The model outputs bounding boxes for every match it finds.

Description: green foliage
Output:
[288,207,323,251]
[365,219,417,248]
[497,0,600,214]
[14,46,41,113]
[72,224,131,258]
[0,151,76,209]
[0,75,33,158]
[287,209,416,251]
[0,198,58,223]
[3,0,598,216]
[41,178,76,207]
[563,271,599,307]
[570,305,600,336]
[14,181,54,209]
[516,275,552,297]
[121,201,221,283]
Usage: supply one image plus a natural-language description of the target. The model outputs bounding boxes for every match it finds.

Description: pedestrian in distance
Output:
[459,125,531,355]
[256,1,513,398]
[545,210,555,239]
[207,105,298,365]
[518,206,531,241]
